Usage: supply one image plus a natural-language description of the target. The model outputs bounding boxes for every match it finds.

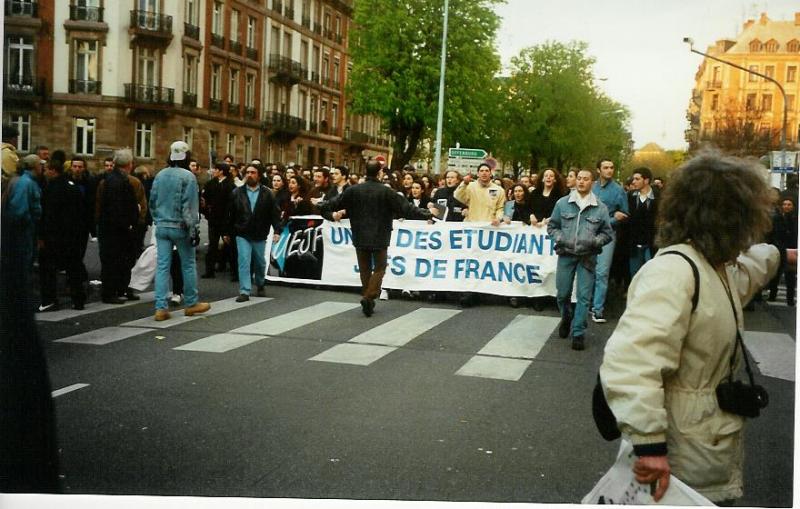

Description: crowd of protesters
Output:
[1,122,797,323]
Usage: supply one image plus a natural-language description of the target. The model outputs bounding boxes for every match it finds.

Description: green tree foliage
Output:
[348,0,503,171]
[495,41,633,174]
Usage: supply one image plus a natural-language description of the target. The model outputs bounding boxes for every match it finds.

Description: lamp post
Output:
[683,37,789,184]
[432,0,449,176]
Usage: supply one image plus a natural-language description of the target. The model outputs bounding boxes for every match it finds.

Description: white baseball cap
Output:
[170,140,190,161]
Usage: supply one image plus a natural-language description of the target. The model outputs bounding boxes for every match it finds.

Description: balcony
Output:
[184,22,200,40]
[211,33,225,49]
[124,83,174,108]
[313,22,322,34]
[284,7,294,19]
[4,74,45,103]
[228,102,240,116]
[344,129,370,148]
[263,111,303,139]
[268,54,304,85]
[332,79,341,90]
[183,91,197,107]
[321,76,332,88]
[303,70,320,85]
[69,79,102,94]
[706,80,723,90]
[129,10,173,45]
[244,106,257,119]
[69,5,103,22]
[5,0,37,16]
[246,47,258,61]
[301,15,311,28]
[209,98,222,112]
[308,121,318,132]
[229,40,242,54]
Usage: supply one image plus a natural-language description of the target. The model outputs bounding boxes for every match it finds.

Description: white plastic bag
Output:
[129,244,157,291]
[582,440,713,505]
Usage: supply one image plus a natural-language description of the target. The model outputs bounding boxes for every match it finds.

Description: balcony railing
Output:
[284,7,294,19]
[184,22,200,40]
[345,130,370,145]
[246,47,258,61]
[313,22,322,34]
[5,0,37,16]
[321,76,332,88]
[263,111,303,135]
[69,5,103,22]
[705,80,723,90]
[307,70,320,84]
[124,83,174,105]
[229,40,242,54]
[244,106,256,119]
[211,33,225,49]
[301,15,311,28]
[69,79,102,94]
[130,10,172,35]
[4,74,44,100]
[228,102,240,115]
[268,54,304,85]
[332,79,341,90]
[183,91,197,107]
[209,98,222,112]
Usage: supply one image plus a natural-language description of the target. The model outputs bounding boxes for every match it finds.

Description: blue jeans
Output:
[592,232,616,314]
[629,245,653,278]
[155,227,198,310]
[236,236,266,295]
[556,255,596,337]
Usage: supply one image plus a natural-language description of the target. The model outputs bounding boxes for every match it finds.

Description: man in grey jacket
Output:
[547,169,613,350]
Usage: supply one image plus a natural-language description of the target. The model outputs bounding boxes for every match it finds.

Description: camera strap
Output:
[719,273,757,387]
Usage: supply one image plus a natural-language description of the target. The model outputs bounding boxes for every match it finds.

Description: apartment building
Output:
[686,12,800,151]
[2,0,391,174]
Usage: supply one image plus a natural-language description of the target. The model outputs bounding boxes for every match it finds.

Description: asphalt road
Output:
[26,231,797,506]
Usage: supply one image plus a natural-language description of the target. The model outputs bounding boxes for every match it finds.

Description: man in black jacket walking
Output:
[226,164,282,302]
[318,161,435,317]
[201,161,236,279]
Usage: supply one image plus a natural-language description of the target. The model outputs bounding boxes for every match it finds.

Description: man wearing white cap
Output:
[149,141,210,321]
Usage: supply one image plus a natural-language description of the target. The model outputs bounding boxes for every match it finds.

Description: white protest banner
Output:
[266,217,558,297]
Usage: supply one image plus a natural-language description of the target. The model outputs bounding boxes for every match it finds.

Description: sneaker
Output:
[591,310,607,323]
[571,335,585,351]
[169,294,183,307]
[360,298,374,317]
[154,309,171,321]
[37,302,58,312]
[236,294,250,303]
[184,302,211,316]
[379,289,389,301]
[558,311,571,338]
[256,286,266,297]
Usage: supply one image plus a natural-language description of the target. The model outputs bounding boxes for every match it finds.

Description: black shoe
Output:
[590,310,607,323]
[256,286,266,297]
[571,335,585,351]
[37,302,58,313]
[360,298,374,317]
[201,273,215,279]
[72,302,85,310]
[236,294,250,303]
[102,296,126,305]
[558,310,572,338]
[124,289,140,301]
[509,297,520,308]
[459,294,477,308]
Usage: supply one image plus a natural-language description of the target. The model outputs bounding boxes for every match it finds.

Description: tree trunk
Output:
[390,122,423,172]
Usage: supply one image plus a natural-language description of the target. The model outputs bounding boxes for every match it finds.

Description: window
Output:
[748,65,758,82]
[789,40,800,53]
[711,94,719,111]
[74,40,99,92]
[300,40,309,69]
[227,134,236,158]
[5,114,30,152]
[244,136,252,163]
[247,17,257,48]
[183,126,193,147]
[787,66,797,83]
[711,66,721,85]
[299,90,307,120]
[321,100,327,122]
[762,94,772,111]
[310,95,318,126]
[296,144,303,166]
[212,2,223,35]
[765,39,778,53]
[335,16,341,36]
[183,53,198,94]
[209,131,218,153]
[787,95,795,111]
[746,93,756,110]
[135,122,153,158]
[136,47,158,86]
[7,0,36,15]
[333,57,340,84]
[749,39,761,52]
[211,64,221,99]
[185,0,199,25]
[6,35,34,88]
[230,10,239,42]
[229,68,239,104]
[283,32,292,59]
[332,103,338,130]
[245,73,255,108]
[764,65,774,79]
[74,117,95,155]
[322,54,329,79]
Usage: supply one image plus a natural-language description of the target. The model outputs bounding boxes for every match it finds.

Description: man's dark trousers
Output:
[99,228,135,299]
[356,248,387,300]
[39,244,86,306]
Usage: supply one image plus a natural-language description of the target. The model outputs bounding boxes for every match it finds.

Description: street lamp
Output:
[432,0,450,176]
[683,37,789,181]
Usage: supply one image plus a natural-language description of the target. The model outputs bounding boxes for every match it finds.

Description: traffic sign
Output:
[448,148,487,159]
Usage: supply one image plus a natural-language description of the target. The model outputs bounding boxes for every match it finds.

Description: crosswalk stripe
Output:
[310,308,461,366]
[175,301,360,353]
[36,292,155,322]
[743,331,796,382]
[121,296,273,329]
[54,326,155,345]
[456,315,560,381]
[52,383,90,397]
[230,301,360,336]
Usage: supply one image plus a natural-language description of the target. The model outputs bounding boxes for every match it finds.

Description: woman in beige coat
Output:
[600,152,780,504]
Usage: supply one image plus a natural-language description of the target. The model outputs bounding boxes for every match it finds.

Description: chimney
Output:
[743,19,754,30]
[759,12,769,25]
[795,12,800,26]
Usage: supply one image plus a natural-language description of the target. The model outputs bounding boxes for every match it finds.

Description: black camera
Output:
[190,226,201,247]
[716,380,769,418]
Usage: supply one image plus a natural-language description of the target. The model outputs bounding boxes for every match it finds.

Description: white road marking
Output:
[51,383,90,397]
[121,296,273,329]
[456,315,560,381]
[743,331,796,382]
[54,326,156,345]
[36,292,155,322]
[310,308,461,365]
[173,333,271,353]
[231,301,359,335]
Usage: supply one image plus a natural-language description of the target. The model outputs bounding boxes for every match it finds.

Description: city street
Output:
[30,234,795,506]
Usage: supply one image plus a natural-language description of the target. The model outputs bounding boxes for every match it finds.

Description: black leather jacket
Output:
[228,185,282,241]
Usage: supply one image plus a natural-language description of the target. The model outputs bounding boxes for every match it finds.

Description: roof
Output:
[724,13,800,53]
[636,142,665,154]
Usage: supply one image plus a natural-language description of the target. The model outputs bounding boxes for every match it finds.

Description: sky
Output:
[494,0,799,150]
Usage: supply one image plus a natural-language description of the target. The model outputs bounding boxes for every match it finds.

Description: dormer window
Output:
[788,39,800,53]
[749,39,762,52]
[765,39,779,52]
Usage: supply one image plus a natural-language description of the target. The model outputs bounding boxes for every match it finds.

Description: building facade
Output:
[3,0,391,174]
[686,12,800,152]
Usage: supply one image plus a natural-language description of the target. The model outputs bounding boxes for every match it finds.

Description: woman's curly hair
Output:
[656,150,773,267]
